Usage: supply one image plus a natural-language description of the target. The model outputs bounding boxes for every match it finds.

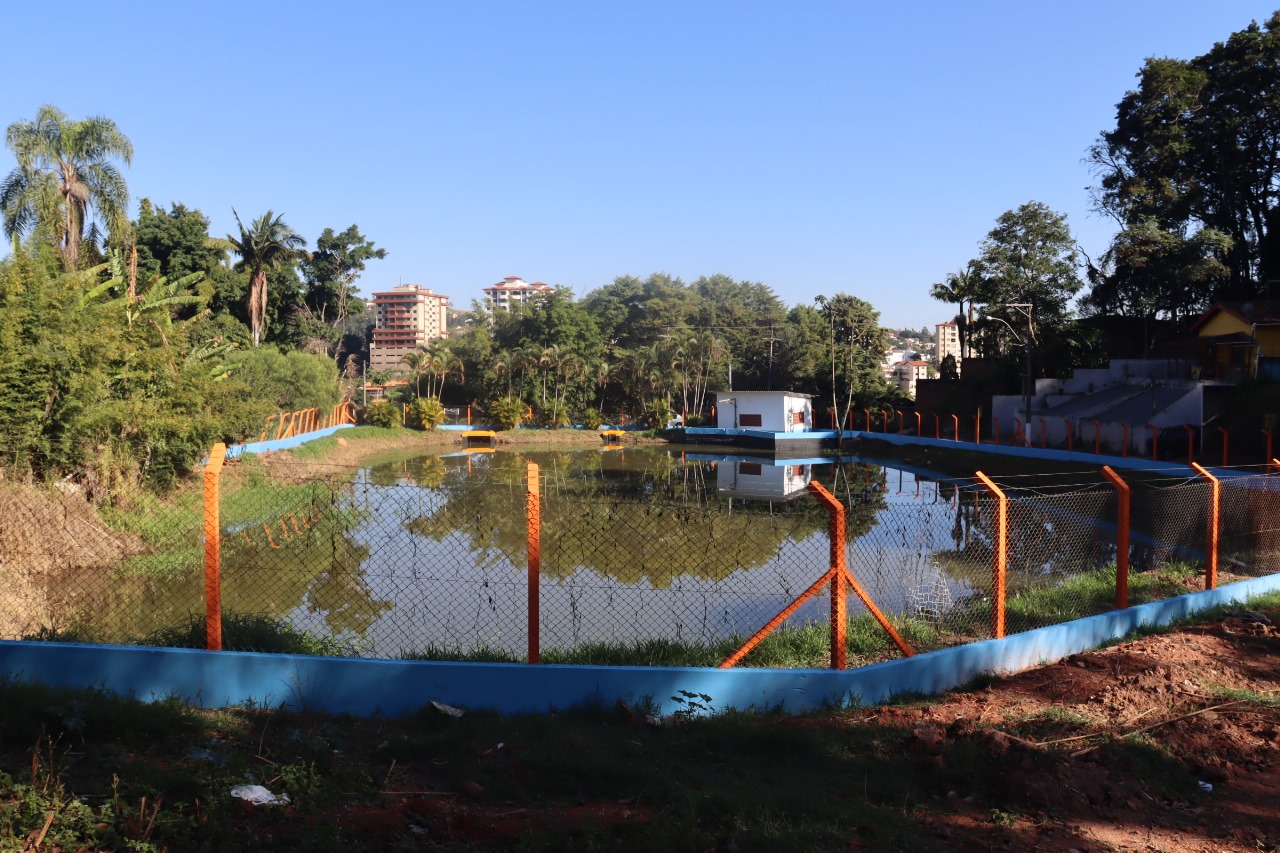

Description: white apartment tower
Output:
[936,322,962,367]
[482,276,555,312]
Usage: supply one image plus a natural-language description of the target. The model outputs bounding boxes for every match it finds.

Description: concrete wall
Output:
[2,574,1275,718]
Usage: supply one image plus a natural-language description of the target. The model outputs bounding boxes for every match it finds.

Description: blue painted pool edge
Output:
[3,573,1277,717]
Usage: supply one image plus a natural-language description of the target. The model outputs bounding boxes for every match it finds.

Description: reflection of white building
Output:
[715,459,812,501]
[714,391,813,431]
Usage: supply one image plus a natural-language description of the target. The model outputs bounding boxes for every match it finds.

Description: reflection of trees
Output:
[406,450,890,587]
[933,486,1118,596]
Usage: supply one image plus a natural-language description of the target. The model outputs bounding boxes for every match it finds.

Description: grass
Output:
[4,594,1275,850]
[23,611,359,657]
[0,679,967,851]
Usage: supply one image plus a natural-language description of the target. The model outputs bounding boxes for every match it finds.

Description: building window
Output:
[739,414,763,427]
[791,411,805,425]
[739,462,762,475]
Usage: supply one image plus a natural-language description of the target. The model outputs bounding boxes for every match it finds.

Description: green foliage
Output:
[1,105,134,270]
[488,396,528,430]
[406,397,446,430]
[226,209,306,347]
[228,346,341,412]
[361,400,401,428]
[582,406,604,430]
[1089,12,1280,305]
[643,397,673,429]
[140,612,356,656]
[134,199,227,281]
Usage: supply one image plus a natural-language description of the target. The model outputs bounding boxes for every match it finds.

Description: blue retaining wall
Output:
[225,424,355,459]
[848,431,1257,480]
[3,574,1277,717]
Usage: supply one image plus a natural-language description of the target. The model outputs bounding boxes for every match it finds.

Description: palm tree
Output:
[227,210,307,347]
[401,350,432,398]
[930,263,982,358]
[1,105,134,270]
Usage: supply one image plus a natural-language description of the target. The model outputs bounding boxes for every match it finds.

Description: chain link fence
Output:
[3,442,1279,668]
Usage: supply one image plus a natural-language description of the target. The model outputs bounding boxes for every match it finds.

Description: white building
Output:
[892,360,931,398]
[714,391,814,431]
[482,276,555,313]
[936,321,961,366]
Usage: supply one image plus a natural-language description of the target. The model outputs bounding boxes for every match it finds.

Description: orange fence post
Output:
[1185,424,1196,465]
[1190,462,1219,590]
[914,410,922,437]
[951,413,959,441]
[933,413,940,439]
[1012,418,1022,446]
[1218,426,1229,467]
[974,411,981,445]
[1264,429,1273,473]
[974,472,1007,639]
[526,462,541,663]
[1101,466,1130,609]
[881,409,890,433]
[260,414,277,443]
[720,482,914,669]
[203,443,226,651]
[467,404,472,426]
[895,410,904,432]
[863,408,871,431]
[813,482,847,669]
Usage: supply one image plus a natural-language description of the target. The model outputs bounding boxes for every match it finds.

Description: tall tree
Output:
[1088,12,1280,300]
[929,262,981,358]
[298,224,387,360]
[814,294,892,432]
[227,210,307,347]
[972,202,1083,349]
[133,200,227,282]
[1,105,134,270]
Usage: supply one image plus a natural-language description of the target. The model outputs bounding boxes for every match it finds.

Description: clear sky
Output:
[2,1,1276,329]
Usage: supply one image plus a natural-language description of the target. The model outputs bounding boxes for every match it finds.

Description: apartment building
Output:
[892,360,931,399]
[481,276,554,312]
[936,321,962,366]
[368,284,450,373]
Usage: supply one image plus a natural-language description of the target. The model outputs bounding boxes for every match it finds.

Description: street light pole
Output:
[1005,304,1035,435]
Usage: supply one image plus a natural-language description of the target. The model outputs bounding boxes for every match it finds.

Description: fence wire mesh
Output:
[4,444,1280,668]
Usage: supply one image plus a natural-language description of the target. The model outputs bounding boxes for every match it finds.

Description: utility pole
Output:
[764,326,782,391]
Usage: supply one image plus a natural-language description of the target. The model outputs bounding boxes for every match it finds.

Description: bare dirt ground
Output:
[838,609,1280,851]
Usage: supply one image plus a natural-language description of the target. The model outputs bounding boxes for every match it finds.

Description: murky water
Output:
[254,447,983,657]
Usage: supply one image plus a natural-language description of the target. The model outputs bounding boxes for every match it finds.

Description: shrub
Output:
[582,407,603,430]
[407,397,447,430]
[362,400,402,428]
[643,399,673,429]
[489,397,528,431]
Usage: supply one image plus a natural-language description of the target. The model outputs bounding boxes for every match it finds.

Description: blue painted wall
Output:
[225,424,355,459]
[3,574,1276,718]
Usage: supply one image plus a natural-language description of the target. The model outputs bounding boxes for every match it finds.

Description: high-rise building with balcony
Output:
[368,284,450,373]
[481,276,554,313]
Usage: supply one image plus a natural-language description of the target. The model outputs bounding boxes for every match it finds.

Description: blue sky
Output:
[2,1,1276,328]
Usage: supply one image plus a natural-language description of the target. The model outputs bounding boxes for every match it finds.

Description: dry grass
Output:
[0,483,144,637]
